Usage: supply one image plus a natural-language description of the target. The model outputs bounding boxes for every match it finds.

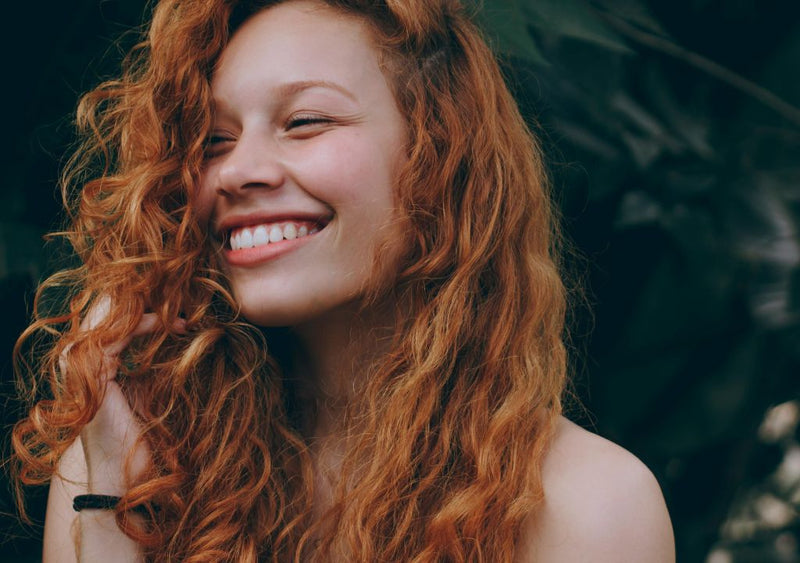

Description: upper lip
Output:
[213,211,333,239]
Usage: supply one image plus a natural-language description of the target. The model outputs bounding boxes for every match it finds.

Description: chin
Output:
[239,307,315,328]
[236,294,363,329]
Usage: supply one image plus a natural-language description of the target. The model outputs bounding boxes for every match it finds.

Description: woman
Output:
[13,0,675,560]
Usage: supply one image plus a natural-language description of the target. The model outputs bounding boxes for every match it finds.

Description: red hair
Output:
[12,0,567,560]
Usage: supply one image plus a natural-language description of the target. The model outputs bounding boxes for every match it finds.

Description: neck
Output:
[286,298,397,440]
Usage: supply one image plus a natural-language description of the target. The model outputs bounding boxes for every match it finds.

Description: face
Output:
[196,0,407,327]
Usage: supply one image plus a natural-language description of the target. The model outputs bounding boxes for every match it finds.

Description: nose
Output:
[214,130,286,195]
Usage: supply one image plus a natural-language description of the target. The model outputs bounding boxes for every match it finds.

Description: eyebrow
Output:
[275,80,358,102]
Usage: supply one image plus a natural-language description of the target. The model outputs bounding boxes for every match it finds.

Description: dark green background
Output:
[2,1,798,561]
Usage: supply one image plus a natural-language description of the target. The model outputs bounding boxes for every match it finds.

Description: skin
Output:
[517,418,675,562]
[42,2,675,561]
[195,0,408,330]
[46,417,676,562]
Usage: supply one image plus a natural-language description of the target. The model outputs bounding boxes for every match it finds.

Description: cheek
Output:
[191,173,217,227]
[292,133,398,206]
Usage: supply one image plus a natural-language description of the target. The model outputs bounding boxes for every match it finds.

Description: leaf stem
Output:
[593,6,800,128]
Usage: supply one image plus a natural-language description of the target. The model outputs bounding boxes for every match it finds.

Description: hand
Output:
[65,297,184,494]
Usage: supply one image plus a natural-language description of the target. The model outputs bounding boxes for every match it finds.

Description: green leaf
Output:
[520,0,634,54]
[551,119,622,161]
[471,1,550,67]
[643,68,714,160]
[615,190,664,229]
[588,0,670,38]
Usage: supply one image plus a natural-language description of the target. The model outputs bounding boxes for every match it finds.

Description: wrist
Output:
[86,464,128,496]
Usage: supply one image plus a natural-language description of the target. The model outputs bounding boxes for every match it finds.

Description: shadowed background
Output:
[1,1,798,561]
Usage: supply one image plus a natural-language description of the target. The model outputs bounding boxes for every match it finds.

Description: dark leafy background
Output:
[1,1,798,561]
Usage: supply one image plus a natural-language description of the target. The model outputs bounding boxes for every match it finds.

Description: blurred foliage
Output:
[470,0,800,560]
[1,0,798,562]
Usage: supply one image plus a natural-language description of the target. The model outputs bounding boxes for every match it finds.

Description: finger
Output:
[103,314,158,358]
[80,295,112,332]
[103,313,186,358]
[130,313,162,338]
[58,343,73,377]
[130,313,187,337]
[173,317,188,334]
[66,301,187,381]
[59,295,117,375]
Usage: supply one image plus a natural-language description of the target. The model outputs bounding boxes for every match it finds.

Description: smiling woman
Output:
[198,3,408,327]
[11,0,674,561]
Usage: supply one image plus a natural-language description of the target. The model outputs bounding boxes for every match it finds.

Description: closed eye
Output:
[203,135,234,158]
[206,135,235,146]
[286,114,333,129]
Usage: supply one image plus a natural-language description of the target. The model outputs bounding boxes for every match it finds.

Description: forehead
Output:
[212,1,384,94]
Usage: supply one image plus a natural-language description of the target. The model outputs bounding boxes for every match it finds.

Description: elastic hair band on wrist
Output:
[73,494,121,512]
[73,494,152,517]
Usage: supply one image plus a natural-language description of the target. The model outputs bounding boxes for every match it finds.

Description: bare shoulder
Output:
[516,417,675,563]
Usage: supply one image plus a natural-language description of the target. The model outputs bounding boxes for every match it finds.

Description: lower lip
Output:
[222,233,317,267]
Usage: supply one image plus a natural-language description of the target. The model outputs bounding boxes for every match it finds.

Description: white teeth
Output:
[253,225,268,246]
[228,221,319,251]
[269,225,283,243]
[240,229,254,249]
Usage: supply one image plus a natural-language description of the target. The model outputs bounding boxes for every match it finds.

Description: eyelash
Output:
[203,114,332,153]
[287,114,331,129]
[202,135,232,159]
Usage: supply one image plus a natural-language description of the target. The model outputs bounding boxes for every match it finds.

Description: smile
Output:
[228,221,320,251]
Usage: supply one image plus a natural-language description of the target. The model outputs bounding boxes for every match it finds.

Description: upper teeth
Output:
[229,222,318,251]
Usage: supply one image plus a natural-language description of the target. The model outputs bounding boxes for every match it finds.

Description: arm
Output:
[43,436,144,563]
[43,437,83,563]
[44,302,167,562]
[518,418,675,563]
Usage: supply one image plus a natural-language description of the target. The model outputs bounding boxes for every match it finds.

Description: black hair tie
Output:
[72,494,121,512]
[73,494,155,516]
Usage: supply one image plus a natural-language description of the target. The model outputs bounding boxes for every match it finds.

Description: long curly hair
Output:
[12,0,568,560]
